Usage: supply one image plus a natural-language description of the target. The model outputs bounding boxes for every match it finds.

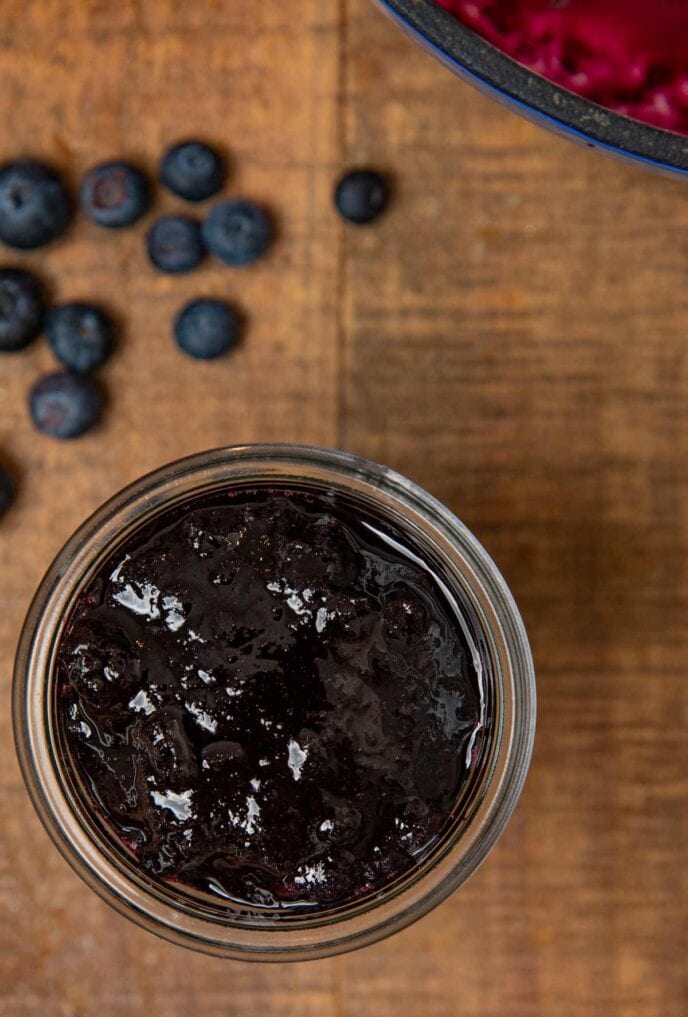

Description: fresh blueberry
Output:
[335,169,389,224]
[47,303,115,374]
[202,199,272,267]
[146,215,205,274]
[0,466,13,519]
[160,141,225,202]
[0,160,71,249]
[0,268,45,352]
[29,371,103,439]
[80,161,150,228]
[174,298,241,360]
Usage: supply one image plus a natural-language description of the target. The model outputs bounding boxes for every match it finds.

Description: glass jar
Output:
[13,444,535,961]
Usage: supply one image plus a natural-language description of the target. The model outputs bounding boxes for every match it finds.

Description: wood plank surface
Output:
[1,1,686,1014]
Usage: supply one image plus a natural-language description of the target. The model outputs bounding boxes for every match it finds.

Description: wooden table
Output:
[1,2,686,1014]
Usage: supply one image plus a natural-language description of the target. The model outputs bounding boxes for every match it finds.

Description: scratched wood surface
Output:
[0,1,686,1014]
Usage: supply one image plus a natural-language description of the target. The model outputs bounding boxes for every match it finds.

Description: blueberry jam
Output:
[56,485,485,913]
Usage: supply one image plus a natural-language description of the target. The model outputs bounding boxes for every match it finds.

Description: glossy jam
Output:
[56,485,485,913]
[438,0,688,135]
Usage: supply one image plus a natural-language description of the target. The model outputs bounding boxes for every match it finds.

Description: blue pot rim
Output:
[376,0,688,177]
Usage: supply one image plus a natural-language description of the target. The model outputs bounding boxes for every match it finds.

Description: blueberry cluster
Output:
[0,142,273,509]
[0,152,390,519]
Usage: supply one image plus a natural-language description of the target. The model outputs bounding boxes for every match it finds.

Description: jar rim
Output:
[13,443,536,961]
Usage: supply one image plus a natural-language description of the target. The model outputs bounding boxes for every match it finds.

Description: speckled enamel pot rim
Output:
[13,444,535,961]
[375,0,688,177]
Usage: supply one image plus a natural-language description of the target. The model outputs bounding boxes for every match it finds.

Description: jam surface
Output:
[438,0,688,135]
[57,486,484,912]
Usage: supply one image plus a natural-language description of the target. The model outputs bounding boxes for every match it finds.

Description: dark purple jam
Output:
[57,485,485,912]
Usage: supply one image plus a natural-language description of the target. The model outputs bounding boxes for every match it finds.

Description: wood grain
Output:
[1,1,686,1014]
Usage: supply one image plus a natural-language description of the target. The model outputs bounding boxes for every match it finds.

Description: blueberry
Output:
[0,160,71,249]
[29,371,103,439]
[0,466,13,519]
[146,215,205,274]
[80,161,150,228]
[335,169,389,224]
[47,303,115,374]
[202,199,272,267]
[174,298,241,360]
[0,268,45,352]
[160,141,225,202]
